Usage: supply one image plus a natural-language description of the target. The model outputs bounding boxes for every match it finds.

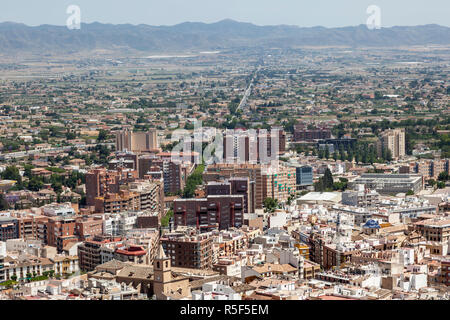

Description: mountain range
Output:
[0,19,449,54]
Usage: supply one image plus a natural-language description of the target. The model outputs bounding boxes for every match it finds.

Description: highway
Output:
[236,66,260,112]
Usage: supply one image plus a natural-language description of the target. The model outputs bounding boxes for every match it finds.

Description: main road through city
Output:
[236,66,261,113]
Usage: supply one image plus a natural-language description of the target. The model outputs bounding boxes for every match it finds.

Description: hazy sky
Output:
[1,0,449,27]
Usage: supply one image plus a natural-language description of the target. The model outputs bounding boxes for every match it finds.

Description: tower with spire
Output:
[154,244,171,284]
[152,242,191,300]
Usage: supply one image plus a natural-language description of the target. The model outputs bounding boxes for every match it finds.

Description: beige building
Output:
[262,163,296,203]
[377,129,406,160]
[153,244,191,300]
[116,129,159,153]
[411,159,449,180]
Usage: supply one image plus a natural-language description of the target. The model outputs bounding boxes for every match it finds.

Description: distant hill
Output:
[0,19,449,54]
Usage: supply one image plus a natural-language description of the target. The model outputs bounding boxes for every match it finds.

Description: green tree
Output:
[28,177,44,191]
[23,164,34,179]
[385,148,393,162]
[97,129,108,141]
[0,193,9,210]
[347,150,354,162]
[318,149,325,159]
[315,168,334,192]
[65,131,76,140]
[1,166,22,182]
[332,151,338,161]
[182,164,205,198]
[324,147,330,160]
[322,168,334,190]
[161,209,174,227]
[263,197,278,213]
[438,171,449,181]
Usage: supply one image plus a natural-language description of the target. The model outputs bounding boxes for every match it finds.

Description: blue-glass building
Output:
[296,166,313,189]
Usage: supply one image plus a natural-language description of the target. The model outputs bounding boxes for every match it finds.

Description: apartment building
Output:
[75,217,104,241]
[116,129,159,153]
[295,165,314,189]
[85,168,138,207]
[128,180,164,216]
[441,260,450,286]
[46,216,77,252]
[204,163,264,210]
[377,128,406,160]
[262,163,296,203]
[1,255,54,281]
[78,236,123,271]
[109,151,138,171]
[94,190,140,214]
[213,257,243,277]
[173,195,244,231]
[411,159,449,180]
[138,155,163,178]
[14,214,49,240]
[342,185,380,207]
[52,255,79,275]
[138,155,186,194]
[0,217,19,241]
[414,218,450,244]
[0,242,5,282]
[206,177,252,213]
[42,202,76,217]
[223,128,286,163]
[102,212,137,236]
[160,233,213,269]
[293,124,331,142]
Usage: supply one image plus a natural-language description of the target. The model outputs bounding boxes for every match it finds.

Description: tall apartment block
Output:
[262,163,296,203]
[85,168,138,207]
[108,151,138,171]
[128,180,165,217]
[206,177,253,213]
[93,181,164,215]
[293,124,331,142]
[116,129,159,153]
[173,195,244,231]
[138,155,185,194]
[160,233,213,269]
[377,128,406,160]
[203,163,263,209]
[223,128,286,163]
[203,162,296,208]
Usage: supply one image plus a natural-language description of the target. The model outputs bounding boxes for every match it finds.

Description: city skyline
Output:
[0,0,449,306]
